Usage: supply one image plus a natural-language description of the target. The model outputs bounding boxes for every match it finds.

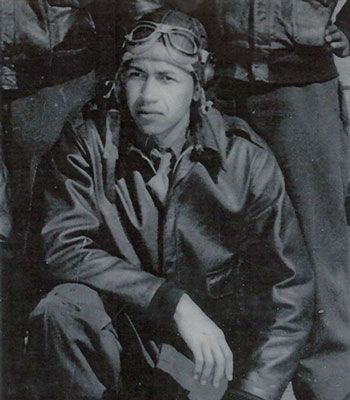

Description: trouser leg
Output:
[212,77,350,400]
[25,283,122,400]
[24,283,231,400]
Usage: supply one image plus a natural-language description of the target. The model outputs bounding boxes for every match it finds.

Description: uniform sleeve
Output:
[336,0,350,43]
[41,122,180,317]
[236,149,314,400]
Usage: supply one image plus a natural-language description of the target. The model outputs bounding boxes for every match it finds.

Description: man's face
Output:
[124,58,195,143]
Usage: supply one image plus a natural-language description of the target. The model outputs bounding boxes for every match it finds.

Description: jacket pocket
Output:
[292,0,333,46]
[206,265,235,300]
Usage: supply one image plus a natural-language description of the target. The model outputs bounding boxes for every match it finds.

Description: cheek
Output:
[125,82,139,111]
[176,86,194,112]
[167,83,194,112]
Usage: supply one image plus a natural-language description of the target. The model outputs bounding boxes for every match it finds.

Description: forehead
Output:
[127,58,192,78]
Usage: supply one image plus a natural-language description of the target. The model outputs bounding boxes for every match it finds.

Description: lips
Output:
[137,109,162,116]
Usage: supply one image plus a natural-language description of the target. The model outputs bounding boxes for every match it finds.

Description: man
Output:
[25,9,313,400]
[0,2,98,396]
[141,1,350,399]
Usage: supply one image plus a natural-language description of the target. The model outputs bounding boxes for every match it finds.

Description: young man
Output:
[25,9,313,400]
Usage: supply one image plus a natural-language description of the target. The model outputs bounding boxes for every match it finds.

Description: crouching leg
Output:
[24,283,122,400]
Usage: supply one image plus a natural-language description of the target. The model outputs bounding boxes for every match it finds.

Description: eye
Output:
[159,74,177,83]
[126,69,144,80]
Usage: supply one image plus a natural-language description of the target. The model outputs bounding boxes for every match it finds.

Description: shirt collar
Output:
[122,126,189,160]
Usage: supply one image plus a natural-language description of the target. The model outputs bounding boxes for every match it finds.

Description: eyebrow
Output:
[127,63,179,76]
[157,69,177,75]
[127,65,145,73]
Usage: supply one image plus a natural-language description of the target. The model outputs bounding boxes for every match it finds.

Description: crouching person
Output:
[25,9,314,400]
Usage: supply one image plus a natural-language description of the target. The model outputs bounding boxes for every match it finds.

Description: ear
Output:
[192,82,201,102]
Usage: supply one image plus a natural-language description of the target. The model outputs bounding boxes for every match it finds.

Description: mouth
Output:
[137,109,162,116]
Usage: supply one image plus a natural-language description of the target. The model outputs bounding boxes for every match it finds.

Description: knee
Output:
[29,283,112,335]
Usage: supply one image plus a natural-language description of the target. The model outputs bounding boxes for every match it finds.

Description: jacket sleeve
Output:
[40,121,182,316]
[336,0,350,43]
[236,147,314,400]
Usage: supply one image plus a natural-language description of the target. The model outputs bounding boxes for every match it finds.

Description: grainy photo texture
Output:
[1,1,350,400]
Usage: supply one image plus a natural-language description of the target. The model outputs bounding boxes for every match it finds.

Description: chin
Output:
[138,126,165,137]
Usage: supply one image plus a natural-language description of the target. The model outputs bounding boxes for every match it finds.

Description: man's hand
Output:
[174,294,233,388]
[325,24,350,57]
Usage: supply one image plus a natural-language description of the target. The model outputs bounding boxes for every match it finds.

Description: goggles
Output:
[123,21,209,65]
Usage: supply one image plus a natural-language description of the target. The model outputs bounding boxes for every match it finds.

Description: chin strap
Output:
[102,109,121,203]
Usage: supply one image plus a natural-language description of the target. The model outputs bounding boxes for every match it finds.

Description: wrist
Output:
[173,293,190,323]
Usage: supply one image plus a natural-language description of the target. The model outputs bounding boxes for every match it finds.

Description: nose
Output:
[140,76,158,103]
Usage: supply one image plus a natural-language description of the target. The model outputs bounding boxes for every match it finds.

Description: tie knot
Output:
[150,148,174,173]
[147,148,174,205]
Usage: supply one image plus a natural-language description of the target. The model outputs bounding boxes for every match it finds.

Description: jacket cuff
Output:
[222,389,264,400]
[147,281,184,329]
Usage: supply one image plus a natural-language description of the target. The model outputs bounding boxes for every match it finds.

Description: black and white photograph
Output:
[1,1,350,399]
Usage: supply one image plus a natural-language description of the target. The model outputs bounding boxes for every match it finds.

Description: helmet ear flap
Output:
[203,62,215,85]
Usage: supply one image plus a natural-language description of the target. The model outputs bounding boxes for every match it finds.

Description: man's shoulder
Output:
[223,114,268,152]
[220,113,281,181]
[67,105,107,142]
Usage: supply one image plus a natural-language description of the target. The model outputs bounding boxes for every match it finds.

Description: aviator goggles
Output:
[123,21,209,65]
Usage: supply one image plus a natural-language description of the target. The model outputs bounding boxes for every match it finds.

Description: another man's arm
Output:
[229,147,314,400]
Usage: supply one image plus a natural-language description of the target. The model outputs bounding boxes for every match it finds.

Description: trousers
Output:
[210,77,350,400]
[24,283,229,400]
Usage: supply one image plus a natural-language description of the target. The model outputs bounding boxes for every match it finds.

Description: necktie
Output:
[147,148,173,205]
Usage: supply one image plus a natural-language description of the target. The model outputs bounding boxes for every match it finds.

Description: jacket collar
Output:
[102,106,228,202]
[116,105,227,171]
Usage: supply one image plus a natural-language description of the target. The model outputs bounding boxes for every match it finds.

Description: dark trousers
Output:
[24,283,228,400]
[211,77,350,400]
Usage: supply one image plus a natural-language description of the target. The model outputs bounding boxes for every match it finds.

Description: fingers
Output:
[192,344,204,381]
[221,338,234,382]
[192,333,233,388]
[211,344,225,388]
[325,24,341,42]
[325,24,338,36]
[325,24,349,57]
[200,343,215,385]
[325,24,346,47]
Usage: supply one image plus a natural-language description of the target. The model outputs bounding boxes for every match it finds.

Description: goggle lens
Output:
[168,30,198,55]
[130,25,157,41]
